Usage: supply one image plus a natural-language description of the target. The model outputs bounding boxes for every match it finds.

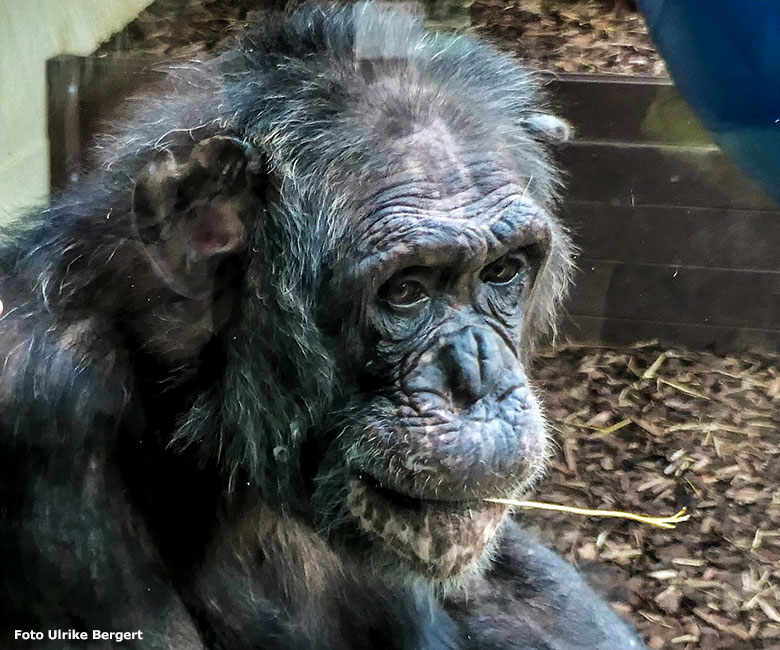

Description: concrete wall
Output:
[0,0,153,219]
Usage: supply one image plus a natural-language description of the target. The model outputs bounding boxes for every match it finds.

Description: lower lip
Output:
[355,474,484,510]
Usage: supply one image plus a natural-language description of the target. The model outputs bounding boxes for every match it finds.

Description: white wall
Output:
[0,0,153,218]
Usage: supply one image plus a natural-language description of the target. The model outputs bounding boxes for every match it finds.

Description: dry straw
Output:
[485,498,691,530]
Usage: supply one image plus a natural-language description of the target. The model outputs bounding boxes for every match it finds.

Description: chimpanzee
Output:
[0,3,645,649]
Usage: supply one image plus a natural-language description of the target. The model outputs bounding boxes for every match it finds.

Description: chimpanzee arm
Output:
[0,134,261,648]
[444,520,646,650]
[0,323,206,649]
[185,501,458,650]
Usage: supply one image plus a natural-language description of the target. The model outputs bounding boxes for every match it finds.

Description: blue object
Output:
[637,0,780,205]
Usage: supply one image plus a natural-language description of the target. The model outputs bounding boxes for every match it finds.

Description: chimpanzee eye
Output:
[378,277,428,307]
[480,253,527,285]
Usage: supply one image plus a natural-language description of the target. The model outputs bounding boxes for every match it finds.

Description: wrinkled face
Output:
[312,124,555,583]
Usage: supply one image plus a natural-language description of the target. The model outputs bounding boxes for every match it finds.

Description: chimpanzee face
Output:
[312,120,555,583]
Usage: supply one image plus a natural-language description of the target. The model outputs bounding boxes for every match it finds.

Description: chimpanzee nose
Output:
[438,327,505,407]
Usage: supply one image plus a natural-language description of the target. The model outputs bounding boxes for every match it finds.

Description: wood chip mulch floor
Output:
[469,0,667,76]
[529,342,780,649]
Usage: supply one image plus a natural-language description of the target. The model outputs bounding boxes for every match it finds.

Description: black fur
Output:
[0,4,644,649]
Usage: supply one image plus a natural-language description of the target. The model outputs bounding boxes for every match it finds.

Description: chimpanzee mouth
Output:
[346,475,508,579]
[355,473,483,511]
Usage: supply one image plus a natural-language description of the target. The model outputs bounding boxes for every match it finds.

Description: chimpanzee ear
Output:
[132,135,264,295]
[133,135,263,255]
[525,114,573,143]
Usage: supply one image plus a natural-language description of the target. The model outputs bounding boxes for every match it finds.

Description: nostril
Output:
[438,328,500,407]
[475,328,503,394]
[439,340,479,407]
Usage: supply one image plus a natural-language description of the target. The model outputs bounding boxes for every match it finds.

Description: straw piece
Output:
[485,499,691,530]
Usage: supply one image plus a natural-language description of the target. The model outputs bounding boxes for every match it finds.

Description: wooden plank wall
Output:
[546,74,780,353]
[47,59,780,353]
[47,55,161,190]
